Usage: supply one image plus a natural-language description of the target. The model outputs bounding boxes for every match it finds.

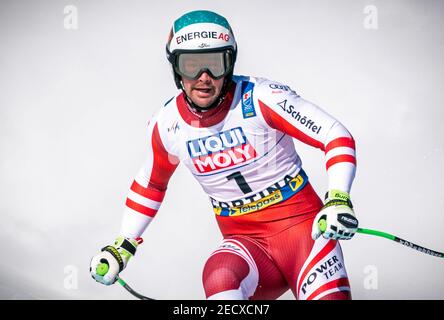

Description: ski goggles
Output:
[174,50,234,80]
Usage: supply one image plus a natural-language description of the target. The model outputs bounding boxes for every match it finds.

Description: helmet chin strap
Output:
[182,76,231,112]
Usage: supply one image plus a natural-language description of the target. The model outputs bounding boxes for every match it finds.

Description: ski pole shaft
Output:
[357,227,444,258]
[318,219,444,258]
[96,263,155,300]
[116,277,154,300]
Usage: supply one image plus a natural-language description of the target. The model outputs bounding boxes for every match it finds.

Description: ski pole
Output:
[96,263,155,300]
[318,219,444,259]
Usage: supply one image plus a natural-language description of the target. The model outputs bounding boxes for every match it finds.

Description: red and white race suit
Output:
[119,75,357,300]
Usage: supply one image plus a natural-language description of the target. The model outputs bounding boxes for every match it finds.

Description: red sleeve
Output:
[258,100,325,150]
[125,123,179,218]
[257,94,356,192]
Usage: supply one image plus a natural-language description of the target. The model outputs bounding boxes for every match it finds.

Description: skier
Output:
[90,10,358,300]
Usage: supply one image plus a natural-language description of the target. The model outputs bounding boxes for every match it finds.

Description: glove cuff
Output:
[101,245,124,272]
[114,237,139,267]
[100,237,139,272]
[324,189,353,208]
[114,237,138,256]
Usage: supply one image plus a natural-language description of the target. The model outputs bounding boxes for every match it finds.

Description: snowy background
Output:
[1,0,443,299]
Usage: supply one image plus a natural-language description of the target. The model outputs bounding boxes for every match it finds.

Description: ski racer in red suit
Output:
[90,10,358,300]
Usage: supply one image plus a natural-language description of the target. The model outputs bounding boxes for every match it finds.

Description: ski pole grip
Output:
[318,219,327,233]
[96,263,109,276]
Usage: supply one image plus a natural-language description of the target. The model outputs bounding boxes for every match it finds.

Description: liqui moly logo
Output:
[187,127,256,173]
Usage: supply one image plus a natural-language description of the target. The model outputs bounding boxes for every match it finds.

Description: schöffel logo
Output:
[187,127,256,173]
[277,100,322,134]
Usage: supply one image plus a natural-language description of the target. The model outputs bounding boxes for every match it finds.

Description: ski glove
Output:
[311,190,359,241]
[90,236,140,285]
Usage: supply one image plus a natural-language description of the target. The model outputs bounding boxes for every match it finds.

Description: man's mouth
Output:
[194,87,212,93]
[193,87,215,99]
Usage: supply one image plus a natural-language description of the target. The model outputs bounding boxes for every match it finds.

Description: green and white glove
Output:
[311,190,359,241]
[90,237,140,285]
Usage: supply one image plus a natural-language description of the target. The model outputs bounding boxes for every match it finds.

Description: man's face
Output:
[182,72,225,109]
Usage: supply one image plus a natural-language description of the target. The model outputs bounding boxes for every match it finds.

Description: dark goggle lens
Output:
[176,51,231,80]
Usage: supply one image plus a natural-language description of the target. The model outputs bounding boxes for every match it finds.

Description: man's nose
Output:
[198,71,212,82]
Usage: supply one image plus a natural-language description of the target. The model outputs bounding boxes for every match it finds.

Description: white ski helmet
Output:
[166,10,237,89]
